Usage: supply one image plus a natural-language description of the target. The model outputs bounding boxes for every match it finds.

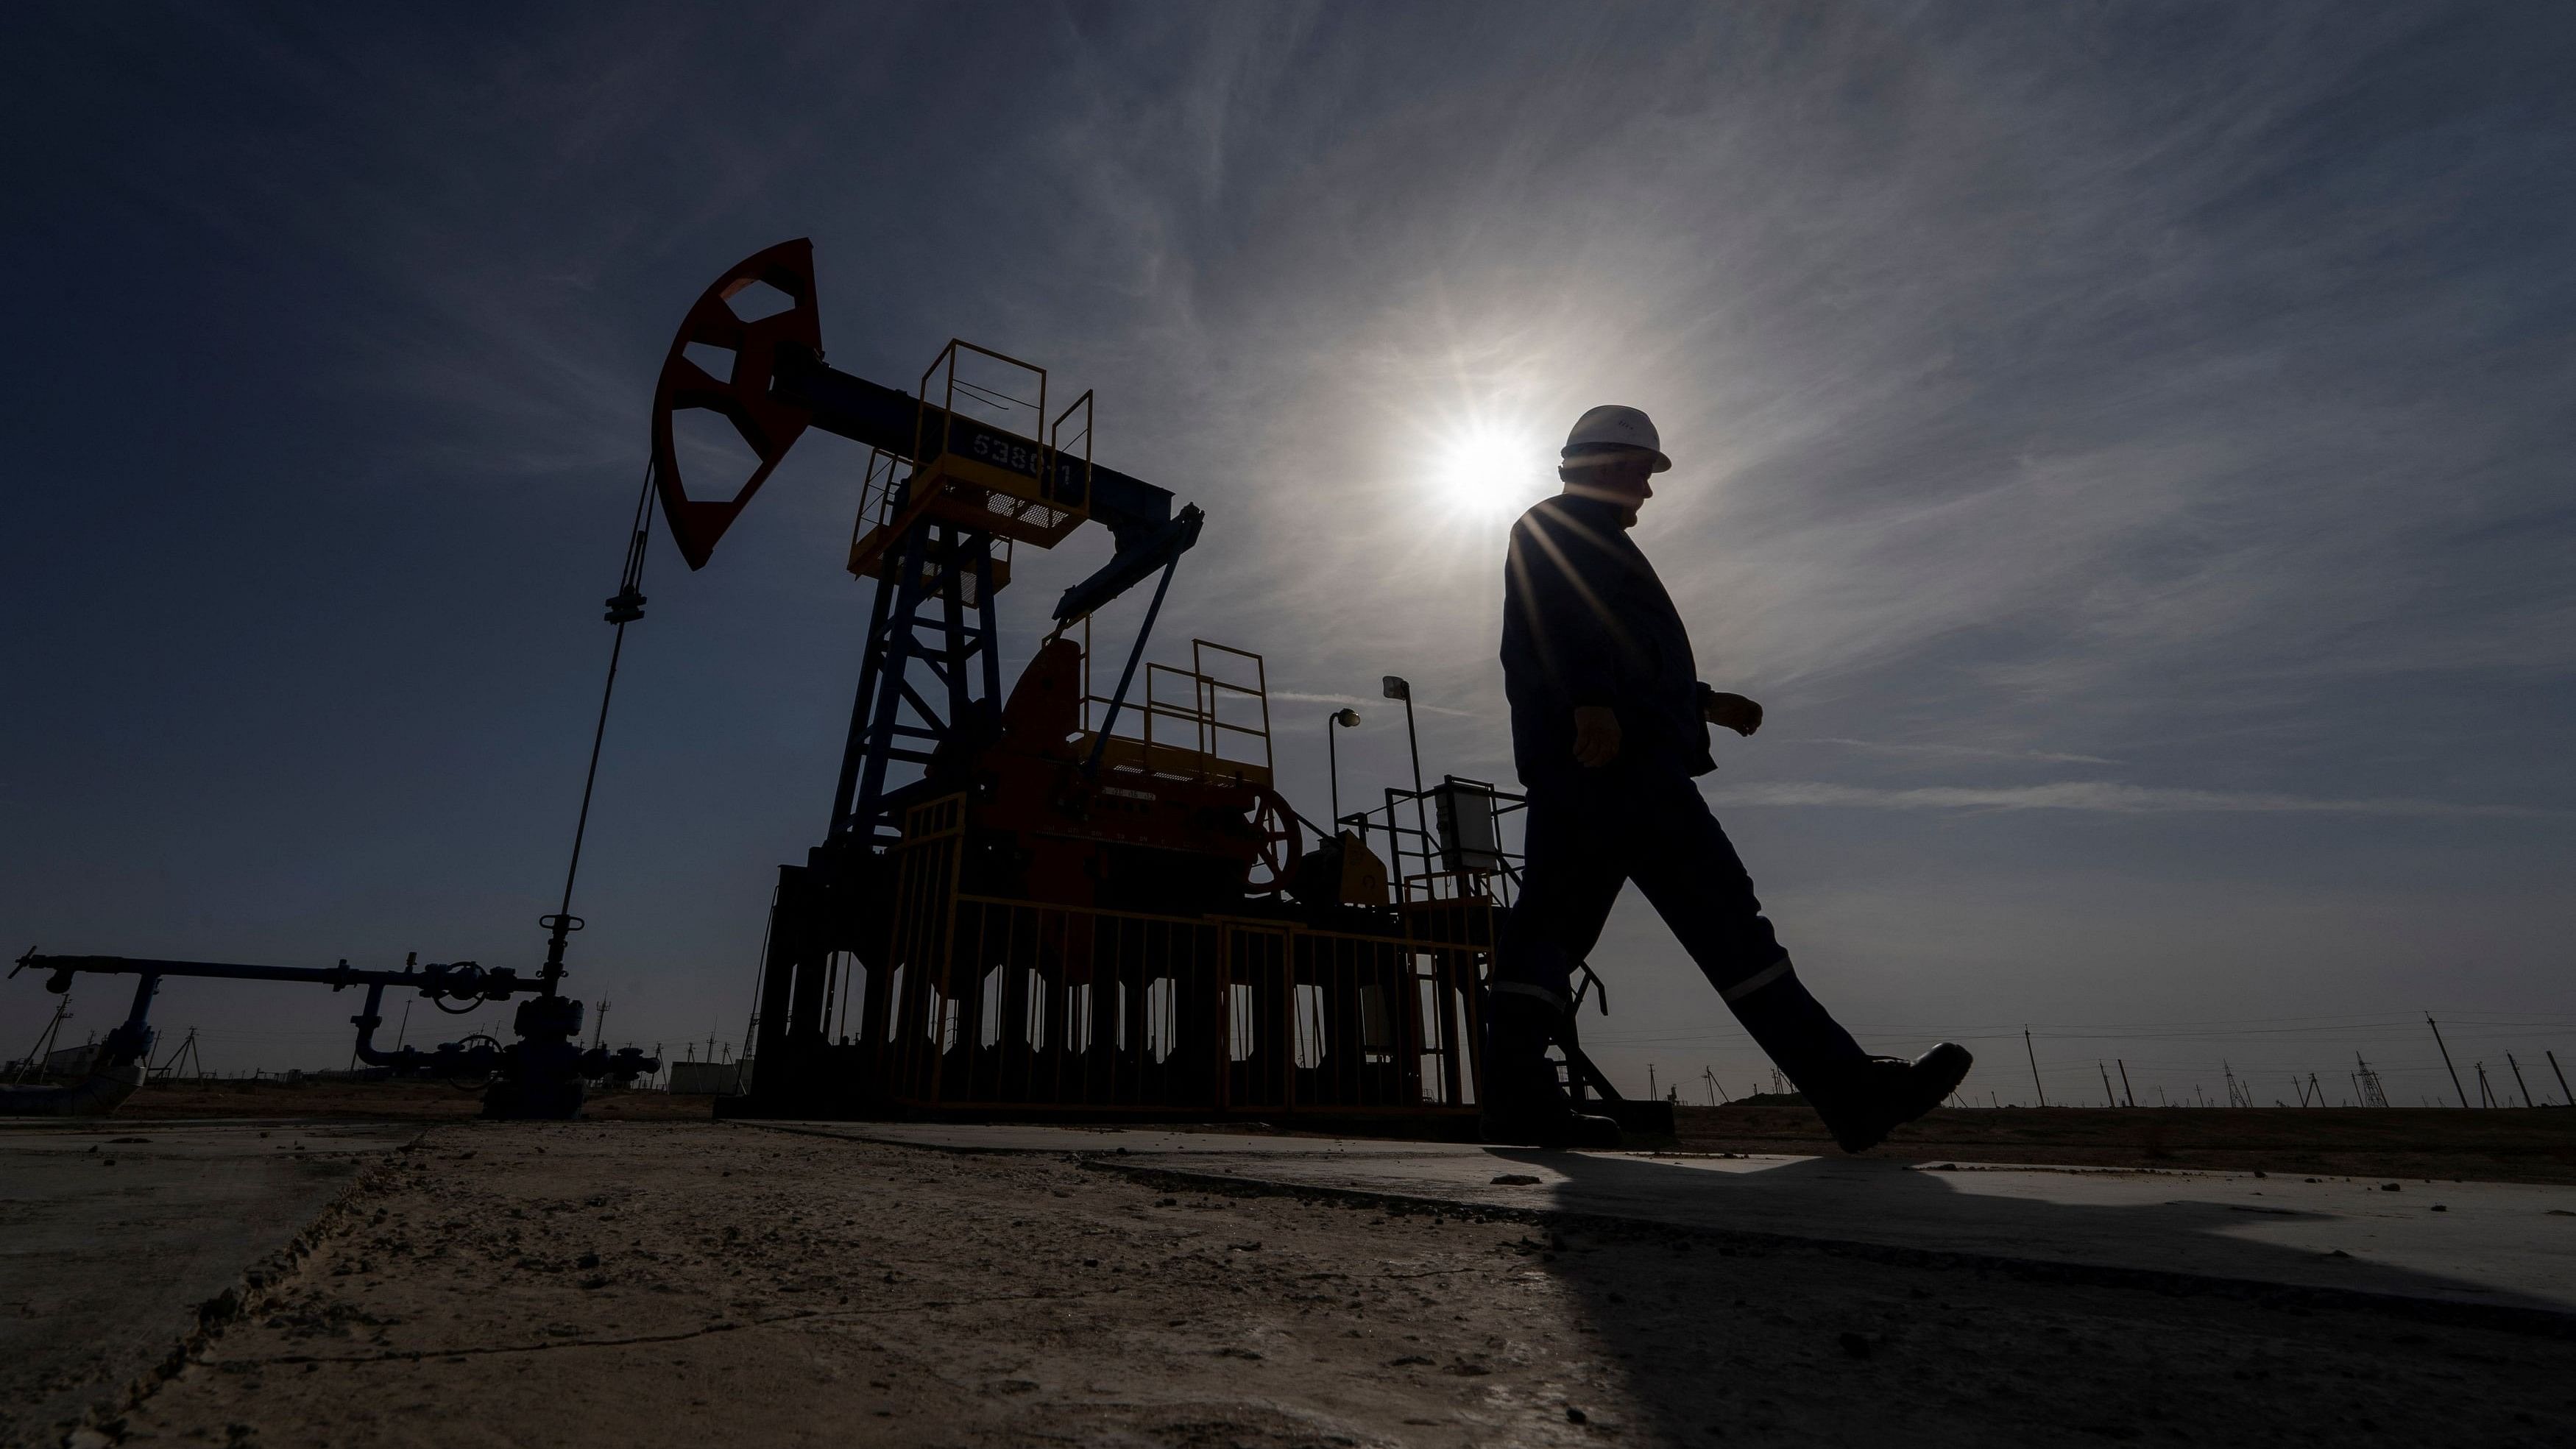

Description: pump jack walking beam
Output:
[648,238,1201,631]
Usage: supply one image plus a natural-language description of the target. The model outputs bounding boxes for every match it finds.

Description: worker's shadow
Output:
[1475,1145,2555,1442]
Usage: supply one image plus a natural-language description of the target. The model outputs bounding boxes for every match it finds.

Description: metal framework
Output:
[742,795,1493,1130]
[832,520,1007,845]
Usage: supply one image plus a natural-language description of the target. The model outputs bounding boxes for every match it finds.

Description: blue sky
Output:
[4,3,2571,1105]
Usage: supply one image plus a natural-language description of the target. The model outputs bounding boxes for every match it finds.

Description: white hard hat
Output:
[1562,405,1671,472]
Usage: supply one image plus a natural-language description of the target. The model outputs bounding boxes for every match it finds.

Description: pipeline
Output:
[8,954,659,1119]
[344,982,657,1088]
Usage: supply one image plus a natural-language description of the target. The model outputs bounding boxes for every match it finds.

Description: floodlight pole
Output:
[1326,708,1361,826]
[1382,676,1431,884]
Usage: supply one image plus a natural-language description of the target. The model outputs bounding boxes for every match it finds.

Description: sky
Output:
[4,3,2572,1108]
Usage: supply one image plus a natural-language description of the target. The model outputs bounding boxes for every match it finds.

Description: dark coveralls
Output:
[1496,493,1869,1099]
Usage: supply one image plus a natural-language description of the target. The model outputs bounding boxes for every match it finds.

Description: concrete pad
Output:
[762,1122,2576,1322]
[0,1119,420,1445]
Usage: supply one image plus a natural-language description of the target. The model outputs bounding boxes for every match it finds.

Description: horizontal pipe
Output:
[13,952,537,999]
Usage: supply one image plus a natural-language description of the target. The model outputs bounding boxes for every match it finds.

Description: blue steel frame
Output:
[829,516,1005,846]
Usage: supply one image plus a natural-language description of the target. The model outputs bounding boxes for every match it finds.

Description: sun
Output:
[1432,420,1550,515]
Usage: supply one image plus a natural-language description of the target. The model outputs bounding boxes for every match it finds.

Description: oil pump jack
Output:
[650,241,1495,1128]
[17,238,1660,1133]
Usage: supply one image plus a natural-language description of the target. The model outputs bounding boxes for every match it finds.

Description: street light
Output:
[1326,707,1361,826]
[1381,675,1430,881]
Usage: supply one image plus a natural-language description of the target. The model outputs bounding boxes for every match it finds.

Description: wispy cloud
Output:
[1795,737,2120,766]
[1270,690,1476,718]
[1707,781,2550,818]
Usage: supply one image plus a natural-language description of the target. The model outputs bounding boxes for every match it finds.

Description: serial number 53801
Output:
[967,432,1041,475]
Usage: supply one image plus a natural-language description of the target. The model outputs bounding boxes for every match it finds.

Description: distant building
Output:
[668,1060,744,1095]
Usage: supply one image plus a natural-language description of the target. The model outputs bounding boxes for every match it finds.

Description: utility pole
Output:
[2098,1061,2116,1108]
[2117,1058,2136,1108]
[1649,1063,1657,1101]
[2023,1027,2047,1107]
[592,1000,611,1051]
[13,991,73,1084]
[152,1027,202,1082]
[2427,1014,2469,1107]
[2507,1053,2533,1109]
[2476,1062,2497,1109]
[2550,1049,2573,1107]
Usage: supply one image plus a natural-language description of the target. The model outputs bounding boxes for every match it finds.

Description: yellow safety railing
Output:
[1072,629,1275,787]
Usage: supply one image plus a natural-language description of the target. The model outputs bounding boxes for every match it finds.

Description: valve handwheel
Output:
[442,1032,506,1090]
[1245,787,1304,897]
[649,238,824,570]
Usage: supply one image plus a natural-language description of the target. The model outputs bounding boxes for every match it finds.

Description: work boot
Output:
[1479,990,1622,1150]
[1822,1043,1975,1154]
[1722,957,1964,1153]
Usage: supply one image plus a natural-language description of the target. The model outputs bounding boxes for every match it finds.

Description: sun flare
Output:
[1432,421,1550,515]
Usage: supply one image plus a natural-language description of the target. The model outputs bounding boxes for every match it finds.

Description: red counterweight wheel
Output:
[649,238,824,570]
[1245,787,1304,898]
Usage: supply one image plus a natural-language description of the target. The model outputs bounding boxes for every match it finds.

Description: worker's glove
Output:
[1571,706,1622,768]
[1703,691,1763,737]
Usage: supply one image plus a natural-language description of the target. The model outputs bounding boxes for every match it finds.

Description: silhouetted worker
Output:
[1489,405,1972,1149]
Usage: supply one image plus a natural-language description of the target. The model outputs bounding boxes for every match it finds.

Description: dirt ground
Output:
[92,1122,2575,1448]
[107,1080,715,1122]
